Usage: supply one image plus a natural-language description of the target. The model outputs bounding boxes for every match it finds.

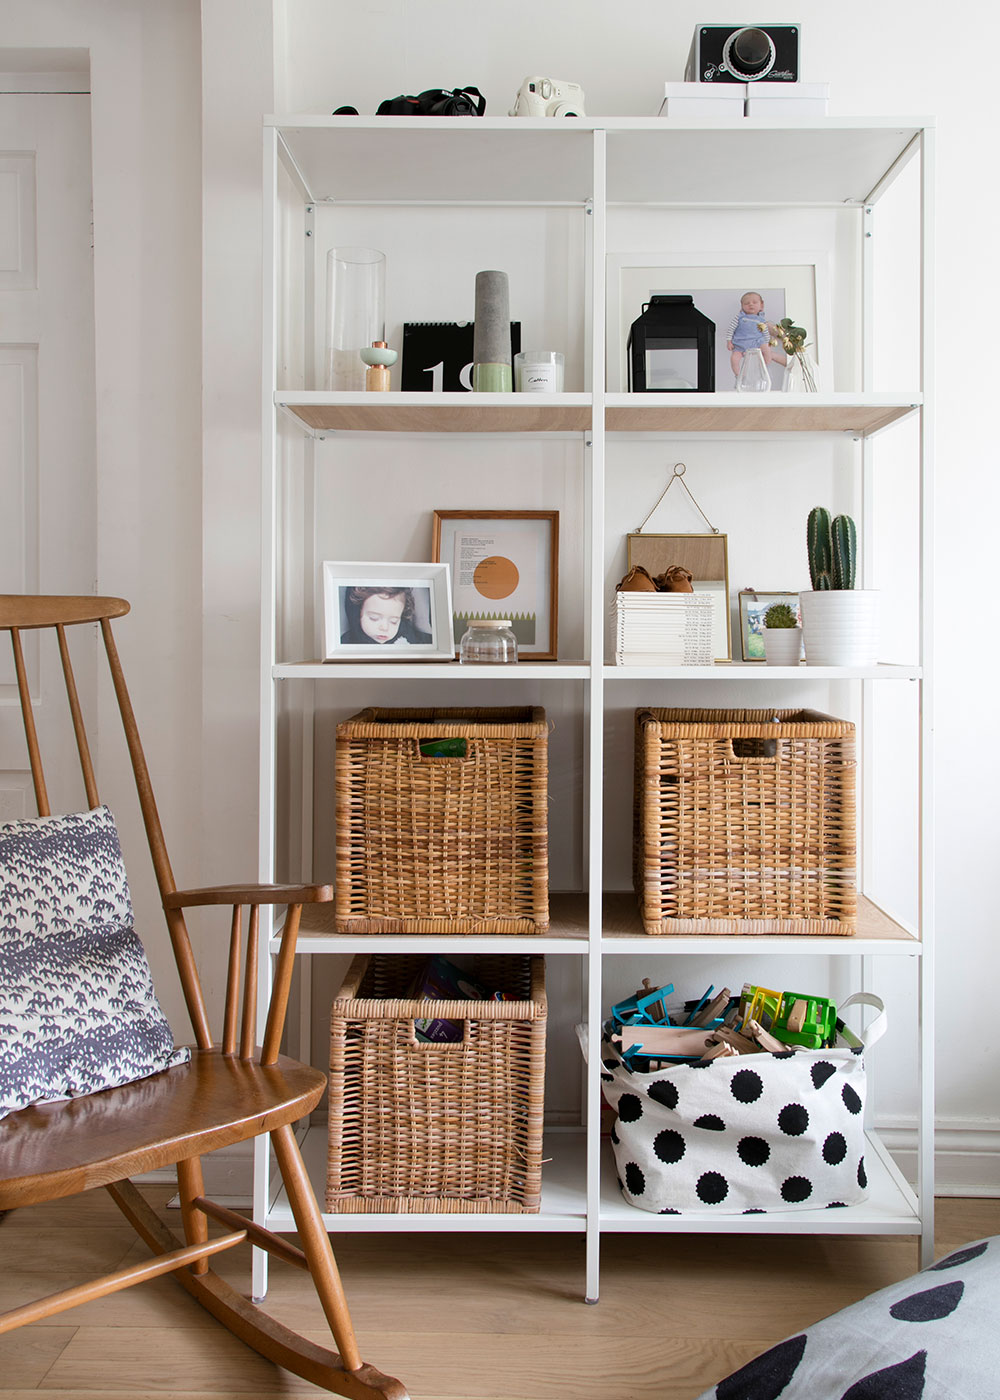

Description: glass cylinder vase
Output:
[324,247,386,391]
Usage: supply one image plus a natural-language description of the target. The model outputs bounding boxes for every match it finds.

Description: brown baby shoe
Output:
[617,564,658,592]
[655,565,694,593]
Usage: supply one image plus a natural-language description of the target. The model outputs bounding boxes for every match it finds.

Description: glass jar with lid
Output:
[459,618,518,664]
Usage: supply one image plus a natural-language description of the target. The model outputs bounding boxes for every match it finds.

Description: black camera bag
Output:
[375,87,485,117]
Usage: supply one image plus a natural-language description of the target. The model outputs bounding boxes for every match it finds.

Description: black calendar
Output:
[400,321,522,391]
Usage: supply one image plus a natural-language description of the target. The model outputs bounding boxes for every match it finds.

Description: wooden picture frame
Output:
[627,532,731,661]
[322,561,454,661]
[432,510,559,659]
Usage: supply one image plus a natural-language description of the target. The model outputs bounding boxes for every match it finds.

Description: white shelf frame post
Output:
[585,127,607,1305]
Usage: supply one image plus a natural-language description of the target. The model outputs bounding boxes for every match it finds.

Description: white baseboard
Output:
[139,1120,1000,1205]
[878,1117,1000,1196]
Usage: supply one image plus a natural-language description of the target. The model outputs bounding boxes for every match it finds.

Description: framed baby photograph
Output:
[432,509,559,658]
[322,562,454,661]
[739,589,802,662]
[607,251,832,394]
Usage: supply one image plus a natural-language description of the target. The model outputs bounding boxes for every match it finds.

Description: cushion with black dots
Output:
[694,1237,1000,1399]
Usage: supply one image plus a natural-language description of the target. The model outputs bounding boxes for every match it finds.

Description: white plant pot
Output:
[799,589,880,667]
[763,627,802,666]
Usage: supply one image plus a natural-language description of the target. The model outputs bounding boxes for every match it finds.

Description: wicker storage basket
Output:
[334,706,549,934]
[327,953,547,1214]
[634,707,857,935]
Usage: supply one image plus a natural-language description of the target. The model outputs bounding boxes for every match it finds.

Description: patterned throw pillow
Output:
[0,805,188,1120]
[695,1236,1000,1399]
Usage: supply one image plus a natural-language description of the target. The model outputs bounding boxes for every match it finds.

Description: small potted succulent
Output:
[798,506,880,666]
[761,601,802,666]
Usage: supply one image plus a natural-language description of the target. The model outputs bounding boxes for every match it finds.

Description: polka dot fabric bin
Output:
[602,992,885,1215]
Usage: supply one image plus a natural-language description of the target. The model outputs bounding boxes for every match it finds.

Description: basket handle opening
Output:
[728,737,779,761]
[405,1018,472,1049]
[416,737,469,760]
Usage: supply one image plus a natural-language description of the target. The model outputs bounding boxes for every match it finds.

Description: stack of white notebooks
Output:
[614,592,715,666]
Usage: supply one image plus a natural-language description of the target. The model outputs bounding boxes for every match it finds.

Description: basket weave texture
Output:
[634,707,857,935]
[327,954,547,1214]
[334,707,549,934]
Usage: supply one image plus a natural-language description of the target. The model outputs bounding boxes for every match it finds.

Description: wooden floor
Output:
[2,1190,1000,1400]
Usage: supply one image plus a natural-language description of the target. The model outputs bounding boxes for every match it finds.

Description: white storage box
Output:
[658,82,746,118]
[614,592,714,666]
[745,82,829,117]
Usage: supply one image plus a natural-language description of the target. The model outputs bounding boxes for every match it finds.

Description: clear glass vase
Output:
[782,350,819,393]
[735,347,772,392]
[324,247,386,391]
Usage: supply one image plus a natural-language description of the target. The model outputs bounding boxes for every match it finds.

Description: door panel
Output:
[0,93,96,818]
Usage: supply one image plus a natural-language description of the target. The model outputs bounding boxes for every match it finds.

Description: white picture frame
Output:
[322,562,454,661]
[607,251,832,393]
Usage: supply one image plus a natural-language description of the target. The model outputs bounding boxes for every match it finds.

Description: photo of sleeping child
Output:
[339,586,433,646]
[727,291,788,384]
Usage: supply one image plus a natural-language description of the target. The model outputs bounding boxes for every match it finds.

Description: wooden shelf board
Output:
[600,890,919,953]
[283,891,916,954]
[274,659,590,680]
[287,890,591,953]
[603,662,920,680]
[267,1124,587,1233]
[605,394,920,435]
[277,392,592,434]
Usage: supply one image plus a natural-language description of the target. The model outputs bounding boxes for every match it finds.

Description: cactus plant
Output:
[831,513,857,590]
[807,506,857,590]
[764,602,798,629]
[806,506,833,590]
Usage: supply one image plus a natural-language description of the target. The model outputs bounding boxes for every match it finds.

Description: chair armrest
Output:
[163,883,333,910]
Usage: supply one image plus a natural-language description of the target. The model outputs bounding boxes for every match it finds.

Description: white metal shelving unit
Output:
[259,113,933,1304]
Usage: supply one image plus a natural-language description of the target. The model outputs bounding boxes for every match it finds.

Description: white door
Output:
[0,92,96,820]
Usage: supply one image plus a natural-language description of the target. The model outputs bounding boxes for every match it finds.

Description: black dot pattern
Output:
[781,1175,813,1203]
[842,1350,927,1399]
[890,1281,964,1322]
[715,1333,807,1399]
[811,1060,837,1089]
[778,1103,809,1136]
[602,1036,872,1214]
[617,1092,643,1122]
[738,1136,771,1167]
[654,1128,686,1163]
[843,1083,863,1114]
[930,1241,989,1270]
[624,1161,645,1196]
[696,1171,728,1204]
[823,1131,847,1164]
[648,1078,678,1110]
[731,1068,764,1103]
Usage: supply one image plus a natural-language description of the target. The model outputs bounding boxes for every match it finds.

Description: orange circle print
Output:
[473,555,519,599]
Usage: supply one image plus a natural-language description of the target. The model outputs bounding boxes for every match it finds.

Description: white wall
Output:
[0,1,203,1009]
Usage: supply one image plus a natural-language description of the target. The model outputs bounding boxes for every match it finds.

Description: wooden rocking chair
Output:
[0,595,407,1400]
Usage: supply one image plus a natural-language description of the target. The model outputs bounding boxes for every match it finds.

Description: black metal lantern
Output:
[627,295,715,393]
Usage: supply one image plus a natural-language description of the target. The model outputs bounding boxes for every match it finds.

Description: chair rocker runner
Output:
[0,595,407,1400]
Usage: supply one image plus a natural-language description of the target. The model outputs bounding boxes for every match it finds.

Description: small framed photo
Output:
[432,510,559,659]
[627,532,731,662]
[322,562,454,661]
[739,590,802,662]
